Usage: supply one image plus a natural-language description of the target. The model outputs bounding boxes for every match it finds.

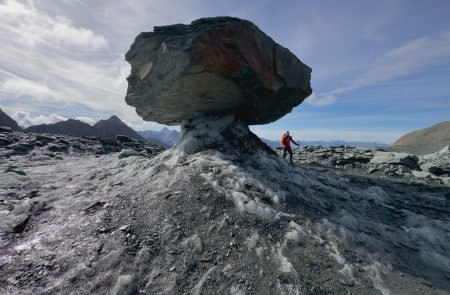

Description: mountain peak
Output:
[108,115,121,121]
[93,115,144,141]
[0,108,22,131]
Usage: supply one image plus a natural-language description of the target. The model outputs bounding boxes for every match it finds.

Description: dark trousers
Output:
[283,146,293,163]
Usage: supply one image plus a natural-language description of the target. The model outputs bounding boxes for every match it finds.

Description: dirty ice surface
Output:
[1,127,449,294]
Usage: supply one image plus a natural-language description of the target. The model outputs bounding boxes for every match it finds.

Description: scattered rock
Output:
[0,137,13,146]
[84,201,106,212]
[0,130,165,160]
[288,145,448,186]
[116,135,136,143]
[12,215,31,233]
[110,275,135,295]
[119,225,131,232]
[419,145,450,176]
[412,170,431,179]
[441,177,450,187]
[35,134,55,143]
[47,144,68,153]
[99,138,120,146]
[4,167,27,176]
[0,126,13,133]
[370,152,419,168]
[118,149,140,159]
[10,143,34,153]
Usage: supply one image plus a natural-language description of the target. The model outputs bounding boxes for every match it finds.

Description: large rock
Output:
[125,17,312,125]
[419,145,450,176]
[370,152,419,168]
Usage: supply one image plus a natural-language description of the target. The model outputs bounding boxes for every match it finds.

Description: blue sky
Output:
[0,0,449,143]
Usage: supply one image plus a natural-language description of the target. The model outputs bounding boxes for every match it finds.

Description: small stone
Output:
[4,167,27,176]
[96,243,104,254]
[110,275,135,295]
[47,144,68,153]
[412,170,431,179]
[119,225,130,232]
[116,135,136,143]
[367,167,378,174]
[12,215,31,233]
[118,149,139,159]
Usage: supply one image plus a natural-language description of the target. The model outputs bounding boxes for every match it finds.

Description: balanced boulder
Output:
[125,17,312,125]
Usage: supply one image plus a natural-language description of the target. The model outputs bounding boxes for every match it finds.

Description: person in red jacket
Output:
[281,131,299,163]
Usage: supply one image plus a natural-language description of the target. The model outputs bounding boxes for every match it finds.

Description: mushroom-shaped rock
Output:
[125,17,312,125]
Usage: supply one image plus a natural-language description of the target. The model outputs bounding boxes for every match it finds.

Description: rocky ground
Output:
[1,129,449,294]
[0,126,164,159]
[280,145,450,187]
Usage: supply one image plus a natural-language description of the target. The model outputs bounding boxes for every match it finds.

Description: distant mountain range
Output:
[25,115,147,141]
[260,138,388,149]
[139,127,179,147]
[0,108,22,131]
[26,118,97,137]
[2,108,448,153]
[138,127,389,149]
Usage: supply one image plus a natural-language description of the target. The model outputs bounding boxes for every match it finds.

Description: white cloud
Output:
[13,111,68,127]
[75,116,96,125]
[0,0,108,50]
[305,92,336,106]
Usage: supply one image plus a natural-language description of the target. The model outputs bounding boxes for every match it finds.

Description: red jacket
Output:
[281,134,297,147]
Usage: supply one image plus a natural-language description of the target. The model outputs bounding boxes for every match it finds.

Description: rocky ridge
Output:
[25,115,146,142]
[391,121,450,155]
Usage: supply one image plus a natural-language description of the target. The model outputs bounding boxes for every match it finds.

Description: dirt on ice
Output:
[1,131,450,295]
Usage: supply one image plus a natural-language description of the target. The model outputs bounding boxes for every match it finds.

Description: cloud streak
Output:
[305,93,336,107]
[322,30,450,99]
[1,77,56,101]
